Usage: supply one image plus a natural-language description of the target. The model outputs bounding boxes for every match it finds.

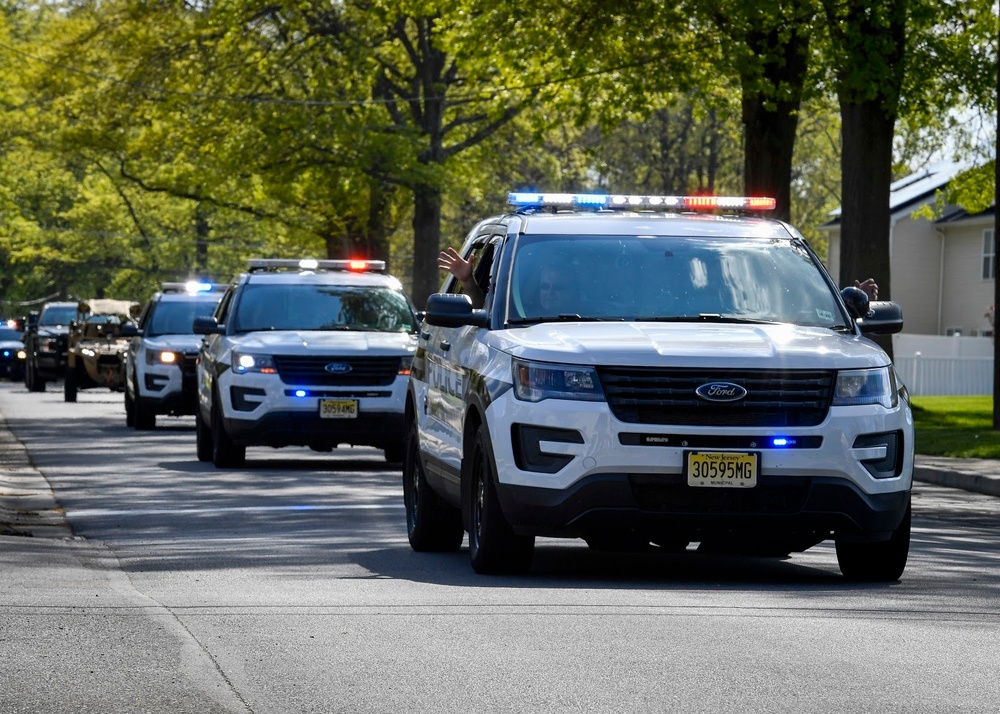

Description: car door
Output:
[417,228,502,497]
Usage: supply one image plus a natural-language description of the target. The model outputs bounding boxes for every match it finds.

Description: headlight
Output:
[145,349,181,366]
[232,351,277,375]
[513,358,605,402]
[833,366,897,408]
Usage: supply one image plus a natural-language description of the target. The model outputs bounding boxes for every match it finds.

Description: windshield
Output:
[232,284,417,334]
[38,305,77,327]
[0,328,22,341]
[506,234,849,329]
[147,297,222,336]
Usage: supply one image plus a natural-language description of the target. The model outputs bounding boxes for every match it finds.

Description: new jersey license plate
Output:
[686,451,758,488]
[319,399,358,419]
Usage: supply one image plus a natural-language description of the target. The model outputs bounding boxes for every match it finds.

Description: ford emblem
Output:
[695,382,747,402]
[324,362,353,374]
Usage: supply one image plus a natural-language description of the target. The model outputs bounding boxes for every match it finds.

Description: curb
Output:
[0,412,72,539]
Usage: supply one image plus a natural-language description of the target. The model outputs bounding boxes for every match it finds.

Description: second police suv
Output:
[193,259,420,468]
[404,192,913,581]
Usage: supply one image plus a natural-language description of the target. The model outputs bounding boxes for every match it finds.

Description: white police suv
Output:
[124,282,226,429]
[194,259,419,467]
[404,193,913,581]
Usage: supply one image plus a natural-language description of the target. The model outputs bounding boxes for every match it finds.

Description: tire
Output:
[195,406,213,463]
[25,359,45,393]
[211,393,245,468]
[468,423,534,574]
[124,385,135,427]
[133,377,156,431]
[63,364,77,402]
[403,420,463,552]
[836,499,911,582]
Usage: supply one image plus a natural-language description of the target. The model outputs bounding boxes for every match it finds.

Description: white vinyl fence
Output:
[892,334,993,396]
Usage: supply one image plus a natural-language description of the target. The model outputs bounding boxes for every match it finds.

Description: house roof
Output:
[820,159,975,228]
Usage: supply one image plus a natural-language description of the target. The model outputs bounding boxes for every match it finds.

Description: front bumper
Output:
[485,393,914,542]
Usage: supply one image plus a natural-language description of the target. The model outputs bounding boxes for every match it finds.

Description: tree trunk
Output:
[839,98,895,359]
[410,184,442,308]
[739,25,809,222]
[838,99,894,297]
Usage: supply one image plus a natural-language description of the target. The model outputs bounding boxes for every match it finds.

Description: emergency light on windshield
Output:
[507,193,777,212]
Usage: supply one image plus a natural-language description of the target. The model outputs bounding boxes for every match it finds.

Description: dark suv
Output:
[22,301,79,392]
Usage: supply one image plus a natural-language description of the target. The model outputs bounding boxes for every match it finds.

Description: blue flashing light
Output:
[508,192,610,208]
[771,437,795,447]
[294,389,308,398]
[186,281,213,293]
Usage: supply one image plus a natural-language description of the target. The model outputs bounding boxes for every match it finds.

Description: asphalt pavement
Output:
[1,410,999,538]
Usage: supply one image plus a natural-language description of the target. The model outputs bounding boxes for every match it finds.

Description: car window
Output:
[232,284,416,333]
[38,306,77,326]
[0,328,22,341]
[507,234,848,328]
[146,298,222,336]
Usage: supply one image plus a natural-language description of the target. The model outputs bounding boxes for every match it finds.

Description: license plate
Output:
[686,451,758,488]
[319,399,358,419]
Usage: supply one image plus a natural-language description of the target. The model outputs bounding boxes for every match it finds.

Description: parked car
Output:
[0,325,26,381]
[194,259,419,467]
[405,192,913,582]
[64,299,141,402]
[22,301,78,392]
[123,282,226,429]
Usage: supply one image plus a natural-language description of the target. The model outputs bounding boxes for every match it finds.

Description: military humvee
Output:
[64,299,141,402]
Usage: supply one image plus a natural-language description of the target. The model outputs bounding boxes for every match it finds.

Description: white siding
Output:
[890,213,944,335]
[940,221,995,336]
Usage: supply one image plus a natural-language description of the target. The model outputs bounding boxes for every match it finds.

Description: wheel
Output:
[403,420,463,551]
[63,364,78,402]
[124,384,135,427]
[133,376,156,431]
[25,359,45,392]
[211,393,245,468]
[836,499,911,582]
[468,423,534,574]
[195,406,213,462]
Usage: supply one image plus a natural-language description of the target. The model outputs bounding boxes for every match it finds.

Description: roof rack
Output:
[247,259,386,273]
[161,281,228,294]
[507,192,776,214]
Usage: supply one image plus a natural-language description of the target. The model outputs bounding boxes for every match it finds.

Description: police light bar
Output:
[247,259,386,272]
[507,193,776,212]
[161,281,227,294]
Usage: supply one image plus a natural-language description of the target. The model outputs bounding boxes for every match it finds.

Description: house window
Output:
[983,229,996,280]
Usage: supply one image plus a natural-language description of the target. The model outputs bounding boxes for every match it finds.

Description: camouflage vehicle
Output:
[64,299,141,402]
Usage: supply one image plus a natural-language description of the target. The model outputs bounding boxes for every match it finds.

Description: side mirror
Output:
[120,323,140,337]
[193,316,225,335]
[423,293,490,328]
[857,301,904,335]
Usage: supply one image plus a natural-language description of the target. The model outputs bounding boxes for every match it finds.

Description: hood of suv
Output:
[232,330,417,355]
[494,322,889,370]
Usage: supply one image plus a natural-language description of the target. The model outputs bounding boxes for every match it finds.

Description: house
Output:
[821,160,996,337]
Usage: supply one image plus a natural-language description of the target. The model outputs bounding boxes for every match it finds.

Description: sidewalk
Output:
[1,410,999,537]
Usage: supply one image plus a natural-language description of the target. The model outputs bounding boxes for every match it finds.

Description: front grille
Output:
[273,355,400,386]
[598,367,834,427]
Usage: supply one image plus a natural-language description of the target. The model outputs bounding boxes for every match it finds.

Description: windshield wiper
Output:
[634,314,778,325]
[507,315,622,325]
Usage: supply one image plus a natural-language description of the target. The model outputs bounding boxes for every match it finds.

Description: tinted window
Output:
[147,297,223,336]
[233,284,416,333]
[0,328,22,341]
[38,306,77,326]
[507,234,847,328]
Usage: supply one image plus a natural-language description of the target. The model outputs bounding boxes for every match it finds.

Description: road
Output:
[1,380,999,713]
